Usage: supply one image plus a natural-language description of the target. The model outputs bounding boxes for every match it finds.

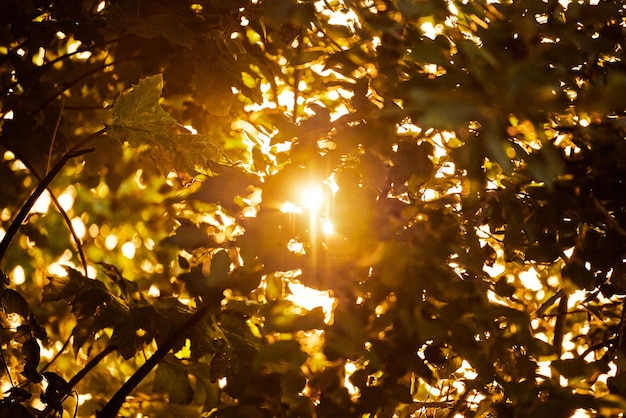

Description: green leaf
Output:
[552,358,597,381]
[107,74,221,175]
[153,361,194,405]
[210,250,231,282]
[253,340,307,372]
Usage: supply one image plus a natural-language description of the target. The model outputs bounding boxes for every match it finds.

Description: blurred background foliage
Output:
[2,0,626,417]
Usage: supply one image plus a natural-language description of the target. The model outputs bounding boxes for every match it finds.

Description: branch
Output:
[553,293,569,358]
[10,149,91,276]
[96,305,212,418]
[9,157,90,275]
[39,344,118,418]
[68,344,118,389]
[0,145,97,264]
[535,289,565,317]
[48,190,89,275]
[443,389,469,418]
[46,92,64,174]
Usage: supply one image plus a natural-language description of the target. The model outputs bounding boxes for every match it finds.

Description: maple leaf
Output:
[107,74,221,176]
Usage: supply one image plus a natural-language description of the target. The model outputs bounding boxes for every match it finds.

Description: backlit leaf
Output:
[107,74,221,175]
[153,361,194,405]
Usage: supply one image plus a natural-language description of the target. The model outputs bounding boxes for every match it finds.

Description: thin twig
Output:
[46,93,65,174]
[40,344,118,418]
[578,340,611,360]
[6,151,90,275]
[0,348,14,388]
[48,191,89,275]
[553,293,569,363]
[30,62,116,116]
[0,146,96,263]
[443,389,469,418]
[39,335,72,375]
[535,289,564,317]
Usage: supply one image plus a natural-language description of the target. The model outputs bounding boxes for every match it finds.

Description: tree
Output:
[1,0,626,416]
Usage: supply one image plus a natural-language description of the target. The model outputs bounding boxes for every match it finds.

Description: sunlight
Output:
[121,241,136,259]
[344,361,360,397]
[286,280,336,324]
[31,190,51,213]
[66,37,92,60]
[519,269,542,291]
[570,408,593,418]
[322,219,335,235]
[281,201,302,214]
[71,216,86,240]
[299,185,324,212]
[11,265,25,285]
[420,21,445,40]
[58,186,76,211]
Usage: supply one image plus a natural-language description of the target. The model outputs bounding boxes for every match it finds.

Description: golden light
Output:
[31,190,51,213]
[322,219,335,235]
[121,241,136,259]
[344,361,360,397]
[11,265,25,285]
[281,201,302,214]
[286,280,336,324]
[298,185,324,212]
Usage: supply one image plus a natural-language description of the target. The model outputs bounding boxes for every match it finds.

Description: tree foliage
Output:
[2,0,626,417]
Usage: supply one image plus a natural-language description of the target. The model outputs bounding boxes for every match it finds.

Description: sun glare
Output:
[299,185,324,211]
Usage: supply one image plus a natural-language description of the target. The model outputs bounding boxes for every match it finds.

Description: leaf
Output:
[42,268,107,304]
[0,270,9,286]
[253,340,307,373]
[494,277,516,298]
[71,287,112,320]
[209,250,231,283]
[552,358,598,381]
[107,74,221,175]
[153,361,194,404]
[22,338,40,367]
[20,361,42,383]
[28,315,47,342]
[42,372,71,405]
[0,401,34,418]
[129,14,196,48]
[7,387,32,402]
[107,3,197,47]
[1,289,29,318]
[563,258,595,290]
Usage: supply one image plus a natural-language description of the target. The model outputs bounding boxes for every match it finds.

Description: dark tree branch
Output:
[68,344,118,389]
[553,293,569,358]
[535,289,565,317]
